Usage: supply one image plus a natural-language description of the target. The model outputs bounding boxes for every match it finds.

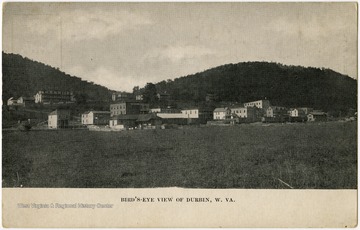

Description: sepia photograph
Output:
[1,2,357,227]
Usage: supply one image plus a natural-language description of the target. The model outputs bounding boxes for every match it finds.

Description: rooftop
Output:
[214,107,229,112]
[49,109,70,115]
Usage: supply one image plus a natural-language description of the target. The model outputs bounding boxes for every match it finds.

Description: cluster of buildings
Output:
[212,100,327,124]
[7,90,76,107]
[7,96,35,107]
[46,98,328,129]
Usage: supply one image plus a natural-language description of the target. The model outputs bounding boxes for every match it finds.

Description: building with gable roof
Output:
[82,111,110,125]
[213,107,231,120]
[48,109,71,129]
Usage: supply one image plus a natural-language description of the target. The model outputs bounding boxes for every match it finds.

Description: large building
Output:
[48,109,71,129]
[35,90,75,104]
[82,111,110,125]
[244,99,270,109]
[110,101,149,116]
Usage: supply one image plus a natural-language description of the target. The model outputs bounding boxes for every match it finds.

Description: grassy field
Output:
[2,122,357,189]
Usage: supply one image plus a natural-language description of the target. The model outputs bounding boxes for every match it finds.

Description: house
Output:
[244,99,270,109]
[288,108,307,122]
[82,111,110,125]
[110,101,149,116]
[109,114,138,129]
[213,107,231,120]
[136,114,162,129]
[109,114,162,129]
[181,107,214,124]
[7,96,35,106]
[17,96,35,106]
[181,108,200,119]
[307,111,327,122]
[135,94,143,101]
[266,106,288,118]
[48,109,71,129]
[134,91,143,101]
[289,108,306,117]
[35,90,75,104]
[7,97,17,106]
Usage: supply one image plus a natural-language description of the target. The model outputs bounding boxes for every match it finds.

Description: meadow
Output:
[2,122,357,189]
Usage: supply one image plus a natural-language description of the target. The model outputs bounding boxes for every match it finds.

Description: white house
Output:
[213,107,231,120]
[307,111,327,122]
[244,99,270,109]
[289,108,306,117]
[289,108,299,117]
[181,108,200,119]
[7,97,17,106]
[48,110,71,129]
[16,96,35,106]
[82,111,110,125]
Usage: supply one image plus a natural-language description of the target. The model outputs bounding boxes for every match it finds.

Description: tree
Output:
[143,83,158,104]
[133,86,140,93]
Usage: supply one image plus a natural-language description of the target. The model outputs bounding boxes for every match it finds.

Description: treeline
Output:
[153,62,357,112]
[2,52,112,103]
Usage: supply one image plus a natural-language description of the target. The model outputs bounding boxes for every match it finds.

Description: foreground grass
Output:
[2,122,357,188]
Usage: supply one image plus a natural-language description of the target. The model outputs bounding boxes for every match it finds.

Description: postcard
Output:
[2,2,357,227]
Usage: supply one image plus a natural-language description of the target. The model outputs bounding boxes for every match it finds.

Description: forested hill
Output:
[154,62,357,112]
[2,52,112,103]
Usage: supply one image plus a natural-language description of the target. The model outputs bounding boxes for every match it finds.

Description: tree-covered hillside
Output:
[2,52,112,103]
[154,62,357,112]
[3,52,357,114]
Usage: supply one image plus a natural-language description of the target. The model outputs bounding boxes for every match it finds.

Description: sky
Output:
[2,2,357,92]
